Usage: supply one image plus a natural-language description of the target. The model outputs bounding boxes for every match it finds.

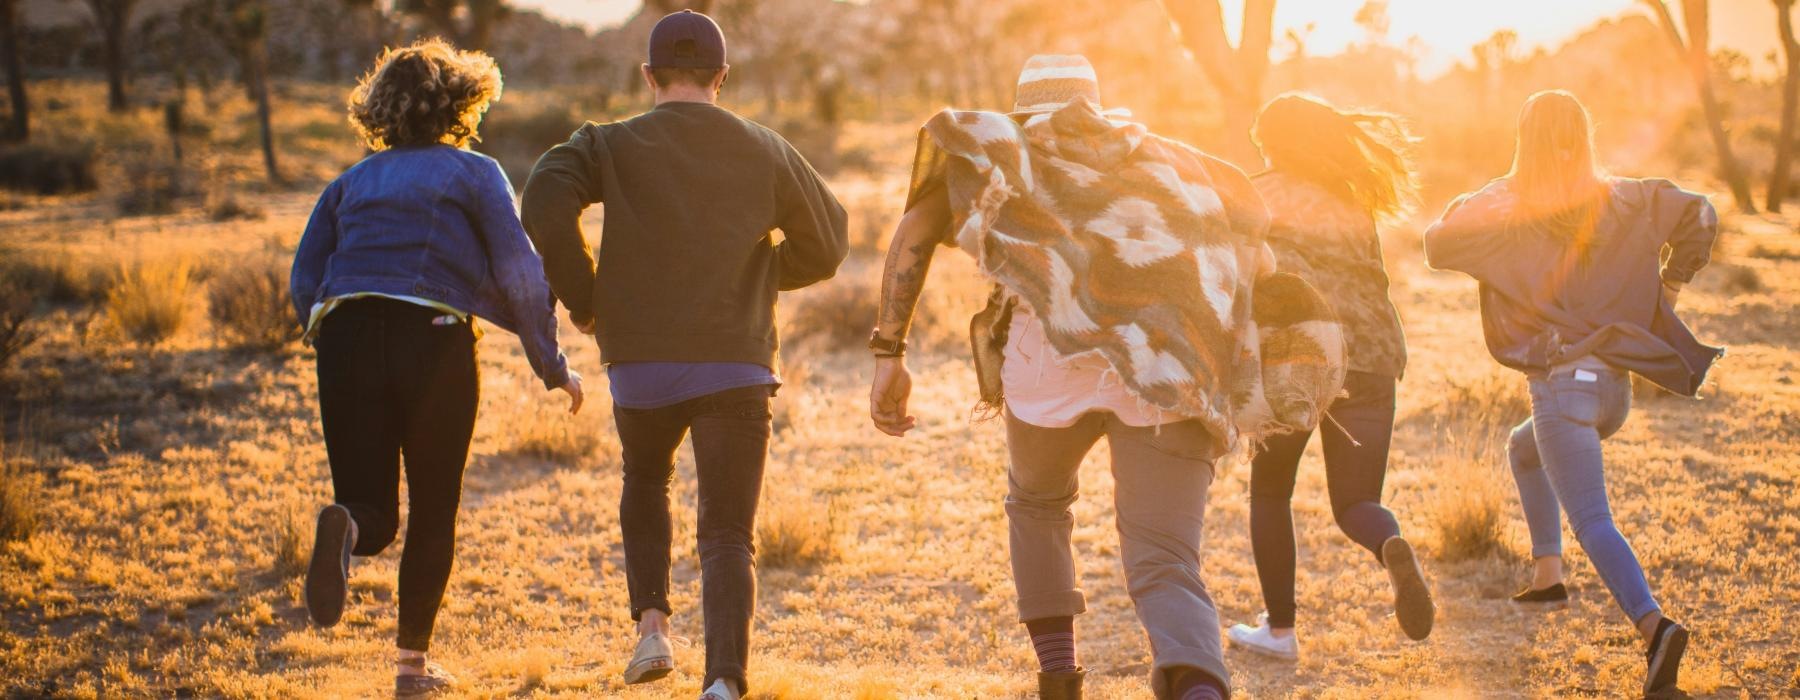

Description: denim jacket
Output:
[290,145,571,389]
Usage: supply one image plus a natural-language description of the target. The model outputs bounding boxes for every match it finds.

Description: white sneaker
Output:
[1227,613,1301,660]
[699,678,741,700]
[623,632,675,684]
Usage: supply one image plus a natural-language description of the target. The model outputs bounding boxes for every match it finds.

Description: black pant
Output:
[314,298,479,652]
[615,384,773,694]
[1248,370,1401,628]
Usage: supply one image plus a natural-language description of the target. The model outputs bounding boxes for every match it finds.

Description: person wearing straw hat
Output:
[519,10,848,700]
[868,54,1333,700]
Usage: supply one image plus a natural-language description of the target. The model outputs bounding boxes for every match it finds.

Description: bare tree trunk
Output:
[1156,0,1276,167]
[0,0,26,141]
[1770,0,1798,212]
[87,0,136,113]
[251,43,279,184]
[1644,0,1757,213]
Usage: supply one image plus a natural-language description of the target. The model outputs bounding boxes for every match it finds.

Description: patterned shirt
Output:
[1253,171,1407,378]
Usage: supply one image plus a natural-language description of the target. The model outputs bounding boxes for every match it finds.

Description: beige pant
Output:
[1004,409,1230,698]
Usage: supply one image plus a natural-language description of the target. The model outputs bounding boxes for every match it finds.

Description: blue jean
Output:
[1507,362,1661,623]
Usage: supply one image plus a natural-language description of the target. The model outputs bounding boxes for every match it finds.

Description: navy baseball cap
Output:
[648,10,727,69]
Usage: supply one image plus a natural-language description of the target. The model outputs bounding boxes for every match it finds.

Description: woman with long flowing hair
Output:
[1425,90,1720,698]
[1226,93,1435,660]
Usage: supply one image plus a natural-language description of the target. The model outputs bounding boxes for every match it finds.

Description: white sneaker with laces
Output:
[1227,613,1301,660]
[623,632,677,684]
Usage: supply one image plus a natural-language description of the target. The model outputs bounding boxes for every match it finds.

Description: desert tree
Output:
[1156,0,1276,166]
[1642,0,1757,213]
[397,0,511,51]
[1770,0,1798,211]
[84,0,138,112]
[186,0,279,183]
[0,0,25,140]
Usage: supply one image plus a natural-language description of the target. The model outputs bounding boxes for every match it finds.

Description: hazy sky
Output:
[512,0,1770,77]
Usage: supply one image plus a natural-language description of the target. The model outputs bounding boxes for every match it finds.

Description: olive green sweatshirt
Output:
[520,101,849,367]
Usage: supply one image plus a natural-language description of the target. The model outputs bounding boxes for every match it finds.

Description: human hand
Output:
[869,356,916,437]
[559,371,585,415]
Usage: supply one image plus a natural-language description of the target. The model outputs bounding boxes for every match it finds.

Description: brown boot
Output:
[1038,667,1085,700]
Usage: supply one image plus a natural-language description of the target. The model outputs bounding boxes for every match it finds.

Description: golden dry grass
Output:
[1,83,1798,699]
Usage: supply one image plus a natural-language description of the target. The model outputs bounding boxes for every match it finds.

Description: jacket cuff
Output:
[539,353,572,391]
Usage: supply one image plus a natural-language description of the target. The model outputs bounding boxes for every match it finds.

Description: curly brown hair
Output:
[347,38,503,151]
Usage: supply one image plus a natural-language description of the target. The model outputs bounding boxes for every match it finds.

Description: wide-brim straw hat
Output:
[1011,54,1131,118]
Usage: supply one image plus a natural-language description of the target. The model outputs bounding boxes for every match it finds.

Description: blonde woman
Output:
[1425,90,1720,698]
[1227,93,1434,660]
[290,38,582,697]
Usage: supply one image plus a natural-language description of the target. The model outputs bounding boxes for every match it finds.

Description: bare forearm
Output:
[876,224,937,341]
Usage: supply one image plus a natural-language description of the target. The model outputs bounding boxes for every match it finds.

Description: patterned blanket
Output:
[917,98,1343,448]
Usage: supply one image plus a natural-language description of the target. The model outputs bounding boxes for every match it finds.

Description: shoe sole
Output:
[623,656,673,685]
[1383,537,1435,641]
[1509,598,1570,611]
[305,505,352,627]
[1645,624,1688,697]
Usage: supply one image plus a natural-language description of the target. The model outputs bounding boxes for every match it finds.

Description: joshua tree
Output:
[188,0,280,183]
[1770,0,1798,212]
[1642,0,1757,213]
[1156,0,1277,167]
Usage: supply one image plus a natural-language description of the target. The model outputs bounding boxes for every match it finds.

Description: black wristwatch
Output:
[868,329,907,357]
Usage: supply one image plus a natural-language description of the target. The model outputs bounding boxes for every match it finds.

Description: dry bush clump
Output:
[783,267,955,355]
[1413,371,1532,436]
[207,262,296,350]
[108,258,194,346]
[0,442,40,543]
[0,282,43,373]
[115,154,190,216]
[757,498,838,569]
[500,405,609,465]
[272,507,310,578]
[0,142,99,195]
[1428,449,1509,562]
[1,252,115,306]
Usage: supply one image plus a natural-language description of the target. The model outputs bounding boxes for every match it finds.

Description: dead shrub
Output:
[783,270,951,355]
[0,252,115,306]
[108,259,194,346]
[1411,371,1531,437]
[0,439,41,542]
[207,262,295,350]
[0,281,43,373]
[0,142,98,195]
[499,403,610,466]
[115,154,190,216]
[207,194,266,222]
[1428,449,1508,562]
[757,498,838,569]
[272,507,309,578]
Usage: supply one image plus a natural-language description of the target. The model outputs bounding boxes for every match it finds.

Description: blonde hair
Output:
[1252,92,1420,224]
[1507,90,1610,251]
[348,38,502,151]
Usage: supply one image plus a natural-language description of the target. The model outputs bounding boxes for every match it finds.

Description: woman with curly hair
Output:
[289,38,584,697]
[1226,93,1435,660]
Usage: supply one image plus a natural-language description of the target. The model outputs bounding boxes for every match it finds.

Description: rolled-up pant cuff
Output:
[1149,647,1232,699]
[1016,589,1087,623]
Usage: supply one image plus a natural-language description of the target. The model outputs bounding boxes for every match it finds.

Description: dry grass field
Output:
[2,82,1798,699]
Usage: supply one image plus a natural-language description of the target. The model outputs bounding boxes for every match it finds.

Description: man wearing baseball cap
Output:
[520,10,848,700]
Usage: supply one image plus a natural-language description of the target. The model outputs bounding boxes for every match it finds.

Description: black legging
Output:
[315,297,479,652]
[1248,370,1401,629]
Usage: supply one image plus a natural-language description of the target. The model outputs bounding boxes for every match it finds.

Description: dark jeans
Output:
[615,384,773,693]
[314,297,479,652]
[1248,370,1402,629]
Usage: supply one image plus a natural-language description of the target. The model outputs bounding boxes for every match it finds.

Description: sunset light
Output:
[2,0,1796,697]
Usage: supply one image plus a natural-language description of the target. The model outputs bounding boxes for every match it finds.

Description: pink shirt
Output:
[1001,303,1169,428]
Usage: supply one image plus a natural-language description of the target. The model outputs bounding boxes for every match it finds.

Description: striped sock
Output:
[1024,617,1077,673]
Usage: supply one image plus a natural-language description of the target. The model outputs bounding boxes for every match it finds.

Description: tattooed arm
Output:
[869,185,952,437]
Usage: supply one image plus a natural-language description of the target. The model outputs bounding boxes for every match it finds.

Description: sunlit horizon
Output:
[514,0,1691,77]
